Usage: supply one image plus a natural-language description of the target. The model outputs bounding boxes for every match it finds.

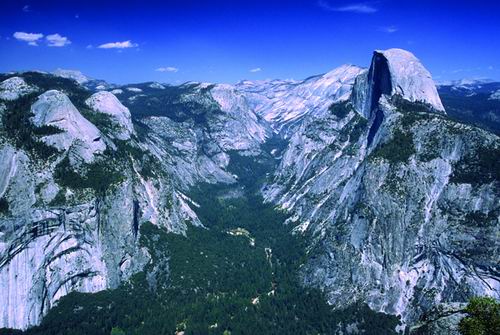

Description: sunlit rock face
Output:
[0,143,152,329]
[52,69,90,85]
[353,48,444,119]
[85,91,134,140]
[0,77,37,101]
[262,49,499,326]
[236,64,365,136]
[209,84,269,152]
[377,49,445,111]
[0,48,498,331]
[30,90,107,163]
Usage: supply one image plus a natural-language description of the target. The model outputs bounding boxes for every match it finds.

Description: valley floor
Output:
[3,161,400,335]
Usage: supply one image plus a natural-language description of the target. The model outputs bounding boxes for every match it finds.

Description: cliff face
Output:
[263,49,499,326]
[0,49,498,331]
[0,75,268,329]
[353,49,444,120]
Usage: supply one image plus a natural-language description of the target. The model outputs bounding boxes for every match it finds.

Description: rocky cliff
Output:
[0,74,268,329]
[262,49,499,327]
[0,49,498,332]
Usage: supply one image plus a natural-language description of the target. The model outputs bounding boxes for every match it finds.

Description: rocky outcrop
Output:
[52,69,90,85]
[0,204,108,328]
[0,82,205,329]
[31,90,106,163]
[353,49,444,119]
[85,91,135,140]
[0,77,37,101]
[262,49,499,326]
[236,64,365,135]
[0,48,498,332]
[376,49,444,112]
[380,49,444,111]
[0,144,152,329]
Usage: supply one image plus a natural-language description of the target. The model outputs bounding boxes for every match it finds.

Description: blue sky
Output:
[1,0,499,84]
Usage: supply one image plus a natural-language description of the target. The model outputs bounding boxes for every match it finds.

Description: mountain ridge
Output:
[0,48,498,334]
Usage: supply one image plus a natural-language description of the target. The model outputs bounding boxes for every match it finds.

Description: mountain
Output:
[52,69,91,85]
[235,65,365,136]
[437,79,500,134]
[262,49,499,328]
[0,49,498,334]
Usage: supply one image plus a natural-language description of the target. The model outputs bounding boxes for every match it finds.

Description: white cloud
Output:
[13,31,44,46]
[156,66,179,73]
[98,40,138,49]
[46,33,71,47]
[22,5,31,12]
[380,26,398,33]
[250,67,262,73]
[318,1,377,14]
[86,44,93,49]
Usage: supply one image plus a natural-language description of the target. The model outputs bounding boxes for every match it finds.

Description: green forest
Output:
[1,153,400,335]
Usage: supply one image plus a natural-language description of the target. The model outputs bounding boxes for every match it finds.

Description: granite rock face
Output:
[376,49,444,111]
[85,91,134,140]
[0,142,151,329]
[262,49,499,326]
[0,77,37,101]
[352,49,444,120]
[0,49,498,331]
[0,73,269,329]
[236,64,365,136]
[31,90,106,163]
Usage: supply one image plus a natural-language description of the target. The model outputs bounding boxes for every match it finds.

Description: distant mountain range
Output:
[0,49,498,335]
[48,68,500,136]
[435,79,500,134]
